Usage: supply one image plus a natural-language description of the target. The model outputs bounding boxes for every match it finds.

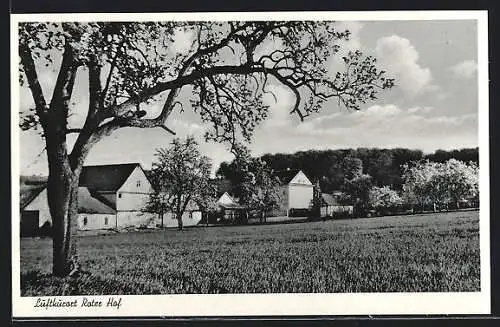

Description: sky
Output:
[18,20,479,176]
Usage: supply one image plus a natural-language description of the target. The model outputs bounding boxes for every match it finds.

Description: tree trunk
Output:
[46,132,80,277]
[177,215,183,230]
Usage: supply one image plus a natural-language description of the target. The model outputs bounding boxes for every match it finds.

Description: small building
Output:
[78,163,156,229]
[20,182,50,237]
[20,163,202,235]
[274,169,314,217]
[320,192,354,218]
[215,192,247,224]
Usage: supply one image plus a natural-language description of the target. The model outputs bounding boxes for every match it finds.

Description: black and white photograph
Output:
[11,11,490,317]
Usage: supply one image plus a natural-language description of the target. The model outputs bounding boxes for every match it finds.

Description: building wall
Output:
[23,189,51,227]
[287,184,313,210]
[320,206,332,217]
[159,210,203,228]
[78,213,117,230]
[321,205,354,217]
[119,166,154,193]
[116,166,154,212]
[333,205,354,214]
[116,211,157,228]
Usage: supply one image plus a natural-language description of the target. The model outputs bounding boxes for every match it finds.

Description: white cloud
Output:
[407,106,434,114]
[375,35,434,97]
[270,104,478,154]
[296,104,476,136]
[260,82,295,128]
[450,60,477,79]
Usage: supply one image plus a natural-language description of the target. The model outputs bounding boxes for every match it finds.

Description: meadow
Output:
[20,211,480,295]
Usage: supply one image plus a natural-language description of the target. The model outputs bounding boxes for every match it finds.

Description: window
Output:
[118,193,122,198]
[189,212,193,219]
[83,217,88,226]
[104,217,108,225]
[171,214,177,220]
[136,180,141,187]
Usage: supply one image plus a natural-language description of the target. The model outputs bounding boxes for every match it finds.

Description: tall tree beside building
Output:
[231,144,281,221]
[148,136,212,230]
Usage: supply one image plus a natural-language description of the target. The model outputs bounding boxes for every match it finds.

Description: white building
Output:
[274,169,314,217]
[20,163,202,235]
[320,193,354,218]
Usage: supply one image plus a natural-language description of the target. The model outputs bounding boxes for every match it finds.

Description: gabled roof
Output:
[20,185,116,214]
[79,163,140,192]
[21,163,144,211]
[274,169,302,185]
[89,191,117,210]
[219,203,247,210]
[321,193,339,206]
[78,187,116,214]
[321,192,352,206]
[20,184,46,210]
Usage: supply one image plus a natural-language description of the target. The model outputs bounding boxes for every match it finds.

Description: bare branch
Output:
[65,128,82,134]
[101,39,126,107]
[49,42,78,121]
[18,42,48,123]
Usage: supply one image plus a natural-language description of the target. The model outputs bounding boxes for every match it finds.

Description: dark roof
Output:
[20,185,116,214]
[79,163,140,192]
[78,187,116,214]
[219,203,246,210]
[21,163,143,211]
[321,193,339,206]
[20,184,46,210]
[89,192,117,210]
[274,169,301,185]
[20,175,48,185]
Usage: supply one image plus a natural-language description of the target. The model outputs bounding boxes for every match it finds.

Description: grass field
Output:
[20,211,480,295]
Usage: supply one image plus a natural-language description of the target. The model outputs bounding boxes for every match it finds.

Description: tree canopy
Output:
[147,136,214,230]
[19,21,394,151]
[217,147,478,193]
[401,159,479,210]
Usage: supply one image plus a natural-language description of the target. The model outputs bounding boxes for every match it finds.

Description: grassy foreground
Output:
[20,211,480,295]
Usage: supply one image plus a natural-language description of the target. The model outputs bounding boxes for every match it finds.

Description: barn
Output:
[215,191,247,223]
[320,193,354,218]
[20,163,203,235]
[274,169,314,217]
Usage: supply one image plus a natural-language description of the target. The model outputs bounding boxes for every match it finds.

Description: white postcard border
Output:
[11,10,490,317]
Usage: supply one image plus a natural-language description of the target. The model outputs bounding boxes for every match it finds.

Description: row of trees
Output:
[401,159,479,211]
[337,159,479,217]
[217,149,480,218]
[217,147,479,194]
[146,138,284,229]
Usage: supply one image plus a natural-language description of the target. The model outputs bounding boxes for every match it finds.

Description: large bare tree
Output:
[18,21,394,276]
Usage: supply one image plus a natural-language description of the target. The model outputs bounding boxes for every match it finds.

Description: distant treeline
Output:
[217,147,478,193]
